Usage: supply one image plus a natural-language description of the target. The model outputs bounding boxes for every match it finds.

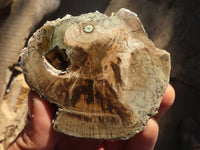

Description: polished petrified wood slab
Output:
[20,8,170,140]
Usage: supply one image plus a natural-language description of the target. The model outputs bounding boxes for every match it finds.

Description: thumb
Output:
[8,91,58,150]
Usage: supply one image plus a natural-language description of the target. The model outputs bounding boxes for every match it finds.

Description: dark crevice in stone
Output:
[45,46,71,71]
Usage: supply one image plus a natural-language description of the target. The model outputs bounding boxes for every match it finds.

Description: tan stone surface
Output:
[0,74,29,150]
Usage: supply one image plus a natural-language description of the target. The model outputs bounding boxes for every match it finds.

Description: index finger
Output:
[155,84,175,120]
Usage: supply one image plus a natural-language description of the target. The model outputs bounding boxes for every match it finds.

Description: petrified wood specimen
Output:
[20,8,170,140]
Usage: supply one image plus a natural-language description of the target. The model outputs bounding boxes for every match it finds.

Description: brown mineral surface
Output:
[20,8,170,140]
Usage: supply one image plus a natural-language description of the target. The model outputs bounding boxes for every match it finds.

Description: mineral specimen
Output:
[19,8,170,140]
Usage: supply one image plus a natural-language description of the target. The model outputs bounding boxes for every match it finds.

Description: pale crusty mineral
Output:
[20,8,170,140]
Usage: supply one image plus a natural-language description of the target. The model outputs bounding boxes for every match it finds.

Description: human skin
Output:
[8,84,175,150]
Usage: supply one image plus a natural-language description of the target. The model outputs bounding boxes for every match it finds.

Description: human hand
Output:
[7,84,175,150]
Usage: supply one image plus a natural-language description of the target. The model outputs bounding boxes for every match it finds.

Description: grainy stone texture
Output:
[20,9,170,140]
[0,73,29,150]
